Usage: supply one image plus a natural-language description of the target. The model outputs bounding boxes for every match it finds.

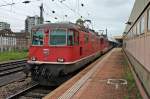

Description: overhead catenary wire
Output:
[43,2,62,20]
[0,0,94,31]
[0,0,42,8]
[57,0,87,20]
[48,0,74,21]
[0,0,44,31]
[0,0,88,21]
[0,0,50,21]
[0,4,41,21]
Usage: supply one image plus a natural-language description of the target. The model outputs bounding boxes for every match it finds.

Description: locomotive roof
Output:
[32,22,102,36]
[32,22,81,30]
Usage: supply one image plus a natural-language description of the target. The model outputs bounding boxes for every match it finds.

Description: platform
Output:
[44,48,142,99]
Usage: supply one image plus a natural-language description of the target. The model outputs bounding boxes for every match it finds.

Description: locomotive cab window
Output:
[32,30,44,45]
[50,29,67,46]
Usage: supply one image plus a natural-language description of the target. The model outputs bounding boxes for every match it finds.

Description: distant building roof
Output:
[0,29,13,34]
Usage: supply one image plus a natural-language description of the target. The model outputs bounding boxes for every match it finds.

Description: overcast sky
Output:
[0,0,135,36]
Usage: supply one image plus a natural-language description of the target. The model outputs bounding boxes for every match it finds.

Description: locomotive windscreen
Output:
[50,29,67,45]
[32,30,44,45]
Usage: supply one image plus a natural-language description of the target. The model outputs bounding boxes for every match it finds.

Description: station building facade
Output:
[0,29,29,52]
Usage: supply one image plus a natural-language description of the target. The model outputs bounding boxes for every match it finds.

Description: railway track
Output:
[0,59,27,76]
[2,52,109,99]
[3,58,96,99]
[0,59,27,86]
[6,82,56,99]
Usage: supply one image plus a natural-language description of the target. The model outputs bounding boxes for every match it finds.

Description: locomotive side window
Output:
[32,30,44,45]
[74,32,79,45]
[67,31,79,46]
[50,29,66,46]
[84,34,89,43]
[67,31,74,46]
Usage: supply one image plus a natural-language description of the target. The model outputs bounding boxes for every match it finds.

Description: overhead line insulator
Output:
[22,1,31,4]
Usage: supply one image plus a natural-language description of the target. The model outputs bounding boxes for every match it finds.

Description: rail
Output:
[0,59,27,86]
[6,82,39,99]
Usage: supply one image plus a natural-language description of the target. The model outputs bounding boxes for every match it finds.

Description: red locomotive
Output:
[27,22,111,86]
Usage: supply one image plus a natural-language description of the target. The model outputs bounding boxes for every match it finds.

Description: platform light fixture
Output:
[125,21,132,25]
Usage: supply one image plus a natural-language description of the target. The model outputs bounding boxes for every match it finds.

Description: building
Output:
[15,32,28,50]
[25,3,44,34]
[0,22,10,30]
[0,29,16,52]
[0,29,29,52]
[123,0,150,96]
[25,15,41,33]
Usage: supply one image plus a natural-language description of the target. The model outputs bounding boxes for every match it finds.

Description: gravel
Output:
[0,77,31,99]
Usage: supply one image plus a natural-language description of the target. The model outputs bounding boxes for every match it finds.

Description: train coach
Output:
[123,0,150,96]
[27,22,111,86]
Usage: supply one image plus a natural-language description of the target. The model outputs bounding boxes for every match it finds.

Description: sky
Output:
[0,0,135,36]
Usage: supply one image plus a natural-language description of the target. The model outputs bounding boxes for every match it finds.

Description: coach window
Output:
[131,28,134,39]
[133,25,137,37]
[137,21,141,36]
[131,29,133,39]
[141,16,145,34]
[32,30,44,45]
[148,9,150,31]
[129,30,132,39]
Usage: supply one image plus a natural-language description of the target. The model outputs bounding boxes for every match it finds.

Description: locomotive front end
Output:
[27,24,80,86]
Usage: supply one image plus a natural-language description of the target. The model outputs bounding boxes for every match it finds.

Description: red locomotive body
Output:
[27,22,110,86]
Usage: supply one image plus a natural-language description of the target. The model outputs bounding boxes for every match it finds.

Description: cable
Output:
[47,0,74,21]
[43,2,62,20]
[0,2,16,7]
[57,0,87,20]
[0,0,42,8]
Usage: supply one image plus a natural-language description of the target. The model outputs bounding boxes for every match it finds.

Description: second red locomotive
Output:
[27,22,111,86]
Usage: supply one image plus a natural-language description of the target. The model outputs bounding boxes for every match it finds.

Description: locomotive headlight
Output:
[31,56,36,61]
[57,58,64,62]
